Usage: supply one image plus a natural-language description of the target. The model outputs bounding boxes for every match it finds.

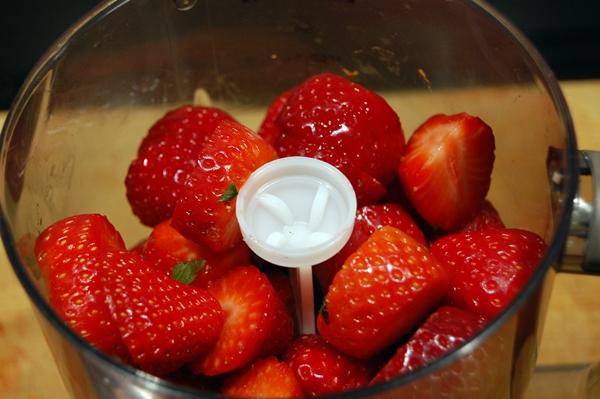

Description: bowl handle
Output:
[555,149,600,273]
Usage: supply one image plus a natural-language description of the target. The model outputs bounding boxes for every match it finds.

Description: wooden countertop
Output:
[1,81,599,398]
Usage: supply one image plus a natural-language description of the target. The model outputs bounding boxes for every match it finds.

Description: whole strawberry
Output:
[273,73,405,205]
[431,228,546,318]
[192,266,293,376]
[221,356,303,398]
[34,214,127,358]
[125,105,235,226]
[317,226,449,359]
[100,251,224,375]
[172,120,278,252]
[283,334,370,396]
[398,113,495,231]
[371,306,487,384]
[314,203,426,291]
[141,219,250,288]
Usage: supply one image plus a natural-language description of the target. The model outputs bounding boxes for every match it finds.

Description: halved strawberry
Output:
[431,228,546,318]
[172,120,278,252]
[141,219,250,288]
[283,334,370,396]
[221,356,303,398]
[398,113,495,231]
[317,226,449,359]
[274,73,405,205]
[192,266,293,376]
[34,214,127,358]
[460,200,505,232]
[126,105,235,226]
[371,306,488,384]
[100,251,224,375]
[258,89,294,145]
[314,203,426,291]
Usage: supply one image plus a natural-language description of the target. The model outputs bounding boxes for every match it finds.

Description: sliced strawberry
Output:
[141,219,250,288]
[314,203,426,291]
[371,306,488,384]
[258,89,293,145]
[398,113,495,231]
[192,266,293,376]
[274,73,405,205]
[317,226,449,359]
[283,334,370,396]
[100,251,224,375]
[126,105,235,226]
[34,214,127,358]
[172,120,278,252]
[431,228,546,318]
[221,356,303,398]
[460,200,505,232]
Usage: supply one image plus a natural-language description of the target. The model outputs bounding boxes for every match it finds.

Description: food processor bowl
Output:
[1,0,595,398]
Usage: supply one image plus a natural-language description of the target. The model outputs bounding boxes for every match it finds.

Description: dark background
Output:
[1,0,599,109]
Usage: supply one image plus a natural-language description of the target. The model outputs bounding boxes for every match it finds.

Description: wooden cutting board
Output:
[0,80,599,399]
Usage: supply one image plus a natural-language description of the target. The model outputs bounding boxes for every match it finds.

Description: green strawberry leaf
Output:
[171,259,207,285]
[218,182,238,202]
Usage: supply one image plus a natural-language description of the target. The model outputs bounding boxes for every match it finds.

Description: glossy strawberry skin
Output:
[460,200,505,232]
[371,306,488,384]
[314,203,426,291]
[192,266,293,376]
[222,356,303,398]
[141,219,250,289]
[172,120,278,252]
[258,89,293,146]
[398,113,495,231]
[317,226,449,359]
[35,214,126,277]
[431,228,546,318]
[274,73,405,205]
[100,251,224,375]
[283,334,370,396]
[34,214,127,358]
[126,106,235,227]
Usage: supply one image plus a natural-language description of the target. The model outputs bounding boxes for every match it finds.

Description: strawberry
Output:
[265,268,296,320]
[100,251,224,375]
[274,73,405,205]
[283,334,370,396]
[314,203,426,291]
[141,219,250,288]
[34,214,127,358]
[460,200,505,232]
[172,120,278,252]
[221,356,303,398]
[431,228,546,318]
[192,266,293,376]
[35,214,126,277]
[398,113,495,231]
[317,226,449,359]
[371,306,487,384]
[125,105,235,226]
[258,89,293,145]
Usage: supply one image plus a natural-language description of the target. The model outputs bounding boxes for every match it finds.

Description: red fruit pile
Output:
[34,73,548,398]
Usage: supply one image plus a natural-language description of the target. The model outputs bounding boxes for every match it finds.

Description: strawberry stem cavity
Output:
[171,259,207,284]
[218,183,238,202]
